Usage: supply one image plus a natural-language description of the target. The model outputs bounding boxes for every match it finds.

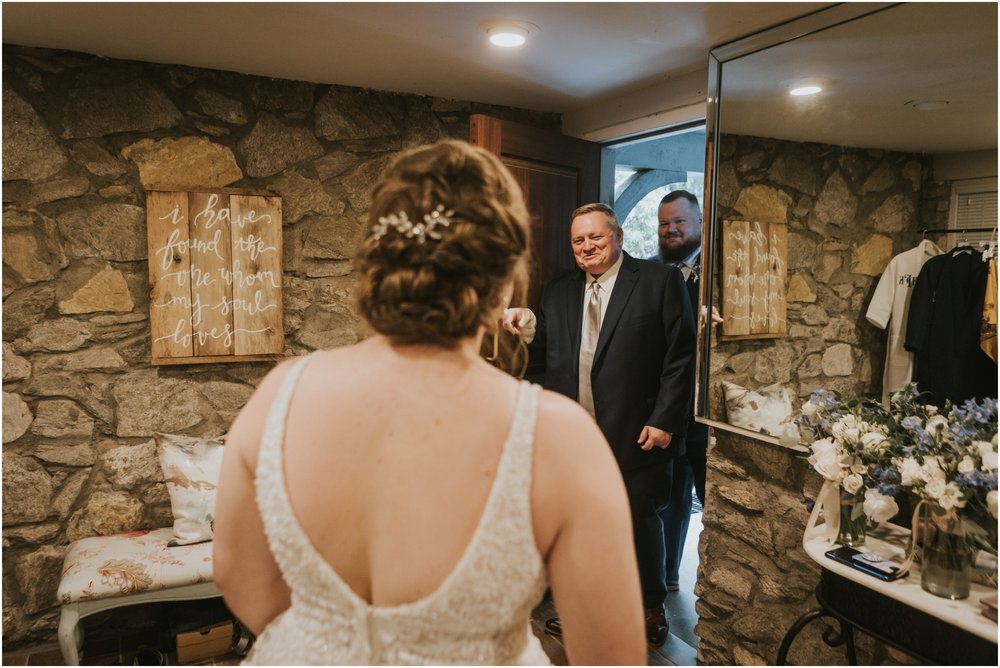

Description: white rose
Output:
[801,401,819,418]
[936,483,966,511]
[925,477,946,499]
[921,457,945,480]
[942,482,966,509]
[861,431,888,453]
[843,473,864,495]
[925,415,948,435]
[832,415,859,439]
[958,456,977,474]
[863,488,900,523]
[988,490,998,519]
[975,441,998,472]
[814,453,845,482]
[808,438,834,465]
[899,457,923,486]
[809,438,844,481]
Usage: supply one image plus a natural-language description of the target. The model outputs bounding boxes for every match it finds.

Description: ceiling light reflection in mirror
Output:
[719,3,997,155]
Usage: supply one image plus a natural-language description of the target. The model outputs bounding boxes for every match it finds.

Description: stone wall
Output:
[695,431,918,665]
[708,134,942,416]
[694,134,946,664]
[1,44,560,646]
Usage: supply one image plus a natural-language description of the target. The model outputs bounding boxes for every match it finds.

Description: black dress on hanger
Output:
[904,246,997,406]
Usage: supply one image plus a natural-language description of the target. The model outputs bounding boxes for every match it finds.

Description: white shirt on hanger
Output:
[866,239,943,405]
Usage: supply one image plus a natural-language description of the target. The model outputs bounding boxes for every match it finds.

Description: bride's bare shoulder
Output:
[533,389,615,468]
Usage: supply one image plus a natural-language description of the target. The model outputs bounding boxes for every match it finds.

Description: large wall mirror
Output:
[697,2,998,446]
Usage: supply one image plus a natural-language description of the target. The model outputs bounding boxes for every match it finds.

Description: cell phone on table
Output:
[824,546,906,581]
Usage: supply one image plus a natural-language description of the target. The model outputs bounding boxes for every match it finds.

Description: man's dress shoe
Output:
[644,605,670,646]
[543,607,670,646]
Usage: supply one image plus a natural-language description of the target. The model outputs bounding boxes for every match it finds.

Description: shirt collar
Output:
[589,251,624,287]
[677,247,701,268]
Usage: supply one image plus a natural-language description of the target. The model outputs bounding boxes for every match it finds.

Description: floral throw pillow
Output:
[721,381,799,441]
[156,433,225,546]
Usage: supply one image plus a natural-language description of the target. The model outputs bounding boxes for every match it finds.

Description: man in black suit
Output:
[504,202,696,645]
[650,190,717,595]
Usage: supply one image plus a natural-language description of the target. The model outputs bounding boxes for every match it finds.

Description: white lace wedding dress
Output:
[245,355,552,665]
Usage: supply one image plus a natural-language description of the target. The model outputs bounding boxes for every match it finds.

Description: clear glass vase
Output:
[920,504,972,600]
[838,490,867,547]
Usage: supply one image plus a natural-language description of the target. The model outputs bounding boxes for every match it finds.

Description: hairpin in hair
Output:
[372,205,455,244]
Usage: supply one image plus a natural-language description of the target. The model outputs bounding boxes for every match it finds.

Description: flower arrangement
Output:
[798,388,902,524]
[798,384,999,545]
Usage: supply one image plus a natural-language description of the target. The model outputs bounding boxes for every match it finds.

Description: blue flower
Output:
[877,483,902,496]
[949,423,976,445]
[955,471,999,491]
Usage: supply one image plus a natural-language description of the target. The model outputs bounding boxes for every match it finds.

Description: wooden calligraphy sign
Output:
[146,188,284,365]
[719,219,787,340]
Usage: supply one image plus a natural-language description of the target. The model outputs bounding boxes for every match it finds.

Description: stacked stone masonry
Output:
[695,431,919,665]
[695,134,945,665]
[708,134,948,416]
[1,44,560,646]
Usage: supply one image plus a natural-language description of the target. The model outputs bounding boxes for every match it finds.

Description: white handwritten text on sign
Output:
[146,190,283,364]
[720,219,787,339]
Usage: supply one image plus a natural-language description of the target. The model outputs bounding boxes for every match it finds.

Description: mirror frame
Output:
[694,2,899,444]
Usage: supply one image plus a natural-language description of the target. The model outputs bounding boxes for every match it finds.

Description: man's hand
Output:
[638,426,672,451]
[502,307,536,341]
[700,305,723,331]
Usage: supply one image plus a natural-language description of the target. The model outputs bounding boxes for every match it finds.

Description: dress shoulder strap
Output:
[490,381,541,512]
[259,353,316,464]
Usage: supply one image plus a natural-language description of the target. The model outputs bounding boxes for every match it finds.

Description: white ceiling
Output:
[719,2,998,155]
[2,2,825,114]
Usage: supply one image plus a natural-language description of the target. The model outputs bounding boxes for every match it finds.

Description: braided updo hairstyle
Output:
[356,140,530,347]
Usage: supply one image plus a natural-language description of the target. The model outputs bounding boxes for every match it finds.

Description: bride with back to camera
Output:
[213,139,646,665]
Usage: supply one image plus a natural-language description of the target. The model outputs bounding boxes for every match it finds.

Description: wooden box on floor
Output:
[176,621,233,663]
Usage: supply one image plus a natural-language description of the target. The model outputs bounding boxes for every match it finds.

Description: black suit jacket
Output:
[905,248,997,405]
[530,252,697,474]
[649,253,708,444]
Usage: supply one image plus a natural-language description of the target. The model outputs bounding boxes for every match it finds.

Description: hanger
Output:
[983,226,998,261]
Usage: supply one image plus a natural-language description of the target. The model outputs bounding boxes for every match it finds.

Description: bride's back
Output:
[282,340,523,608]
[214,140,647,664]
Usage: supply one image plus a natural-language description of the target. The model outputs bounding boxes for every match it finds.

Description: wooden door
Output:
[470,115,601,311]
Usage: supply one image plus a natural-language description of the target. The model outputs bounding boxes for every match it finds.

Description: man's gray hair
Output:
[571,202,620,231]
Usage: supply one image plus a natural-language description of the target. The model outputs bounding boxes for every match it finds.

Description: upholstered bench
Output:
[57,528,219,665]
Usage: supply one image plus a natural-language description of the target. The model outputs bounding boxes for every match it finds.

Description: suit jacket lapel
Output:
[595,253,638,362]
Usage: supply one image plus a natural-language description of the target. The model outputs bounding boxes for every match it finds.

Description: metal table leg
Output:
[776,602,857,665]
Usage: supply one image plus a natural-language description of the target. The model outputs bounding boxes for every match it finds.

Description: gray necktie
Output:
[578,280,601,417]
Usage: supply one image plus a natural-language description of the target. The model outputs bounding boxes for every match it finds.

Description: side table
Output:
[777,524,998,665]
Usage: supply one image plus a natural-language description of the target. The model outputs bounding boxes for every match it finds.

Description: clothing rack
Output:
[918,226,996,234]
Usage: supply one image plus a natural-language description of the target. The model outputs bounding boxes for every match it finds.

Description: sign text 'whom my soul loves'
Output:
[146,190,284,364]
[720,219,788,339]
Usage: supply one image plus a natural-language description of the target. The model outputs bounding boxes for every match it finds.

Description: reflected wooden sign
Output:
[146,188,284,365]
[720,219,787,340]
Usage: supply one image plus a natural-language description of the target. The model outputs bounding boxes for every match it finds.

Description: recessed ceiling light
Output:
[790,84,822,96]
[905,99,950,111]
[788,78,826,97]
[489,28,526,47]
[481,20,536,48]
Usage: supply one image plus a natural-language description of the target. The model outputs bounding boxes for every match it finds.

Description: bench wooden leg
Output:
[58,604,83,666]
